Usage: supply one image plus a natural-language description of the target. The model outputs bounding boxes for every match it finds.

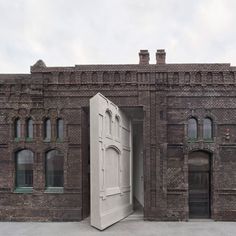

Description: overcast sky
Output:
[0,0,236,73]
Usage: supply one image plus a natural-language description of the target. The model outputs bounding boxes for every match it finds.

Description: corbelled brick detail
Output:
[0,51,236,221]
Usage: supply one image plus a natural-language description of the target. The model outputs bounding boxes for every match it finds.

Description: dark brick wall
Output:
[0,60,236,221]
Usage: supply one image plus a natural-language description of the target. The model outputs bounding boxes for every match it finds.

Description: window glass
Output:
[44,119,51,140]
[188,118,197,139]
[57,119,63,139]
[203,118,213,139]
[15,118,21,138]
[16,150,34,187]
[26,118,33,138]
[46,150,64,187]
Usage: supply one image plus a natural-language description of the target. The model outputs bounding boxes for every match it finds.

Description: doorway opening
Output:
[132,122,144,215]
[188,151,211,219]
[81,105,144,221]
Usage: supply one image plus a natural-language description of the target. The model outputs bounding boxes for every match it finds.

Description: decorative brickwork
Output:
[0,50,236,221]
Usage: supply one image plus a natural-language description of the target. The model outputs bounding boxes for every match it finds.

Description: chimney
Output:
[139,50,150,65]
[156,49,166,64]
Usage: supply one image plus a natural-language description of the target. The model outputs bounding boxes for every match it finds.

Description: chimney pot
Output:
[156,49,166,64]
[139,50,150,65]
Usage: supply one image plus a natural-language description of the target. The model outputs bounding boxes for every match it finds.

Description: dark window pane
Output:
[15,118,21,138]
[203,118,212,139]
[188,118,197,139]
[44,119,51,140]
[46,150,64,187]
[26,118,33,138]
[16,150,34,187]
[57,119,63,139]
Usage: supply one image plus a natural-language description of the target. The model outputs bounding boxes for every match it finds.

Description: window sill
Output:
[187,139,214,143]
[43,139,51,143]
[187,139,198,142]
[203,139,214,143]
[56,138,63,143]
[25,138,34,142]
[44,187,64,193]
[14,187,33,193]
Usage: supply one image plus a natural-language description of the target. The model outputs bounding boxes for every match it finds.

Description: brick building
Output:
[0,49,236,227]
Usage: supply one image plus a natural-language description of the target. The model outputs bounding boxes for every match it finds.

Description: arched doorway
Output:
[188,151,211,219]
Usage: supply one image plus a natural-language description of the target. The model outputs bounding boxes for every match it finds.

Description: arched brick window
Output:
[188,118,197,139]
[14,118,21,138]
[203,118,213,140]
[45,150,64,187]
[56,118,63,140]
[44,118,51,140]
[26,118,33,139]
[15,149,34,188]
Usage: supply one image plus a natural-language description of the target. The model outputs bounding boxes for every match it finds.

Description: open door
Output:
[90,93,133,230]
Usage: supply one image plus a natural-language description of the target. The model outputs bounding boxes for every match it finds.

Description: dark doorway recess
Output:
[188,151,211,219]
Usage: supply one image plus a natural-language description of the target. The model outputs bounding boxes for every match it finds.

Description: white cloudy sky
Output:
[0,0,236,73]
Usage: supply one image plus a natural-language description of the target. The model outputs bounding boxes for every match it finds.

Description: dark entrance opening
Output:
[188,151,211,219]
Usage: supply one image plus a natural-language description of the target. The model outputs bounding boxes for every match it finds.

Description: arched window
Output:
[14,118,21,138]
[15,149,34,188]
[44,118,51,140]
[203,118,213,140]
[56,118,63,140]
[115,116,120,138]
[105,111,112,135]
[45,150,64,187]
[26,118,33,139]
[188,118,197,139]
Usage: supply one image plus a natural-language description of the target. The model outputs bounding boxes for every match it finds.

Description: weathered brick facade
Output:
[0,50,236,221]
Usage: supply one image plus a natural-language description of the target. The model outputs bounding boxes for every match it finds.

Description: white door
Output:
[90,93,133,230]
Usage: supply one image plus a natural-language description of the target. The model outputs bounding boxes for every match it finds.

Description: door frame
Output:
[188,150,212,219]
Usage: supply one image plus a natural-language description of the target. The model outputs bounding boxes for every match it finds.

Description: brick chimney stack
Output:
[156,49,166,64]
[139,50,150,65]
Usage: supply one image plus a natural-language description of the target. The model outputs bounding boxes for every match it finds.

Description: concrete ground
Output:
[0,214,236,236]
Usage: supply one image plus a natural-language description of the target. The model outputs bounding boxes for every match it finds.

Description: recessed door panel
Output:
[188,152,210,219]
[189,171,210,218]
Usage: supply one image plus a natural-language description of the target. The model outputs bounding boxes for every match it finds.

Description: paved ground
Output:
[0,215,236,236]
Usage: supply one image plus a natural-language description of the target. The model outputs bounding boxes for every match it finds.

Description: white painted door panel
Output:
[90,93,133,230]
